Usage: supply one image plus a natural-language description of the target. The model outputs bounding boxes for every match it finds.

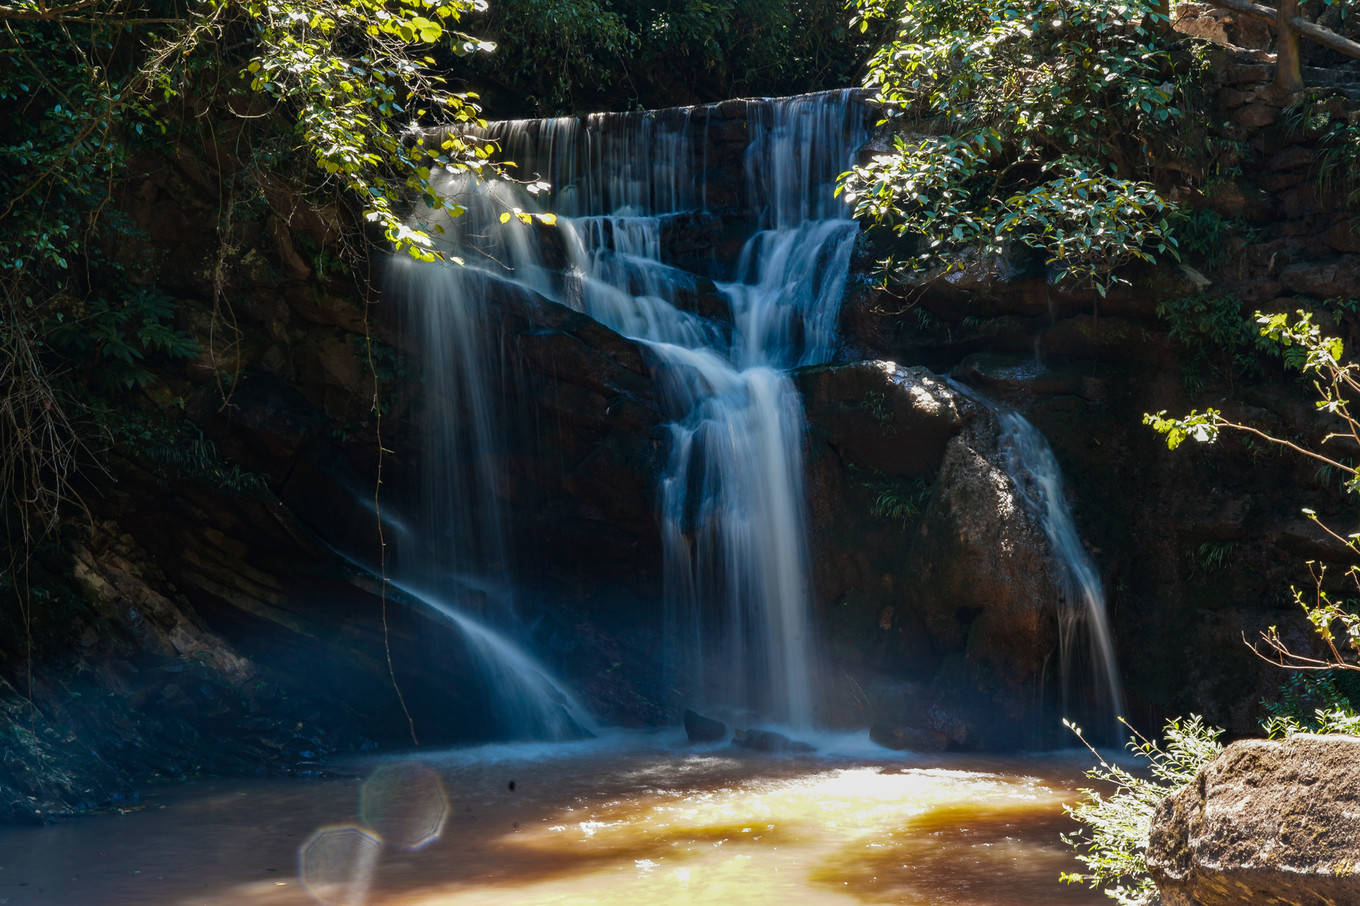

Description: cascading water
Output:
[387,177,598,741]
[995,410,1125,735]
[395,88,1130,742]
[407,91,869,729]
[944,377,1125,735]
[649,96,865,726]
[385,578,597,740]
[328,480,594,740]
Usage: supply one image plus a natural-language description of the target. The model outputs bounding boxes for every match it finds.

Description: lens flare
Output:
[359,762,450,850]
[299,825,383,906]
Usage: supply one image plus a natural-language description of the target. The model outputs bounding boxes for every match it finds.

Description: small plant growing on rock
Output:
[1061,715,1224,905]
[868,477,932,527]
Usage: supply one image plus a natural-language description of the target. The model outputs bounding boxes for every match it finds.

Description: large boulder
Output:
[799,361,973,711]
[900,427,1066,745]
[683,708,727,743]
[800,360,1082,746]
[1148,734,1360,906]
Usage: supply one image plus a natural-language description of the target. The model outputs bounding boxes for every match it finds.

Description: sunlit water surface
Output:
[0,732,1104,905]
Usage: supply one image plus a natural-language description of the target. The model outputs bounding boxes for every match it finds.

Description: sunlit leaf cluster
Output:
[219,0,502,261]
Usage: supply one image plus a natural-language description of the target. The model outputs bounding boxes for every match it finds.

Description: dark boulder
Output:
[683,708,728,743]
[797,361,966,478]
[732,728,815,753]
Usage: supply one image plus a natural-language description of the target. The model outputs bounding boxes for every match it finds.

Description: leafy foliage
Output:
[463,0,634,114]
[0,0,506,545]
[1061,715,1224,906]
[1155,292,1270,390]
[223,0,502,261]
[1283,95,1360,212]
[1169,209,1258,271]
[1260,672,1360,739]
[99,409,268,495]
[48,288,202,391]
[842,0,1186,292]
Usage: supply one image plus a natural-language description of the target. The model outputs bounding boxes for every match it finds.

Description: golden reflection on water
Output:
[391,762,1095,906]
[0,738,1104,906]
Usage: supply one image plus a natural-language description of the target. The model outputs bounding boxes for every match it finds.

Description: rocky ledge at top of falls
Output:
[1148,733,1360,906]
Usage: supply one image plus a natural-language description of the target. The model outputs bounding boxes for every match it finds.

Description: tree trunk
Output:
[1275,0,1304,94]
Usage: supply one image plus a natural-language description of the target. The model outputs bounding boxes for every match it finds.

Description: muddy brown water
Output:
[0,732,1107,905]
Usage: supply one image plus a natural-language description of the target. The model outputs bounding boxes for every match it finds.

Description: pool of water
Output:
[0,732,1105,905]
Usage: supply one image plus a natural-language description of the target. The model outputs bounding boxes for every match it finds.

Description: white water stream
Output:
[995,410,1126,734]
[394,92,868,730]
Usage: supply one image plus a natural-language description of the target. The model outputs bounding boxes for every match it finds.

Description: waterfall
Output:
[997,410,1125,734]
[649,95,866,726]
[391,580,598,740]
[405,91,869,729]
[387,177,597,741]
[944,378,1125,734]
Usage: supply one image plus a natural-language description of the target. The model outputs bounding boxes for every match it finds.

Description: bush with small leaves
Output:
[842,0,1188,293]
[1062,715,1225,906]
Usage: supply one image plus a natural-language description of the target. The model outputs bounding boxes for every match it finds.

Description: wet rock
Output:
[732,728,815,753]
[657,211,724,274]
[801,358,1101,747]
[901,427,1064,747]
[797,361,967,478]
[869,723,948,752]
[1148,734,1360,906]
[683,708,727,743]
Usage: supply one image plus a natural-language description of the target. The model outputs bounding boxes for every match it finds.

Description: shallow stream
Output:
[0,733,1104,905]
